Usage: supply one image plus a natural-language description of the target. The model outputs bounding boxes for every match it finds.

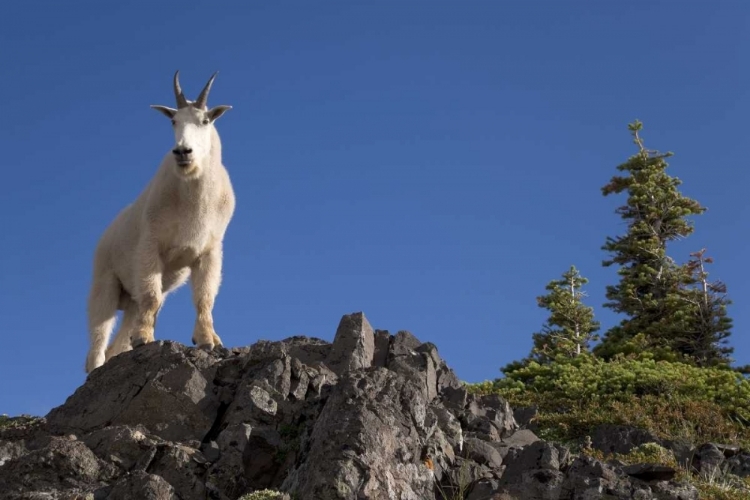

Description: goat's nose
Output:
[172,147,193,156]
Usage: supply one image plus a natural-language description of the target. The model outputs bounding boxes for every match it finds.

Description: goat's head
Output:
[151,71,232,179]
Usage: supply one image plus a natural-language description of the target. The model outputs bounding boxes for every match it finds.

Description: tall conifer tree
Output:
[672,248,734,366]
[595,121,707,360]
[502,265,599,375]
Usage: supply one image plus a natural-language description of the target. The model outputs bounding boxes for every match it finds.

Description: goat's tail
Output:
[85,269,120,374]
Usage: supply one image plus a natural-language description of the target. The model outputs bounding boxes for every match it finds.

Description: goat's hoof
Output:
[131,337,147,348]
[131,326,154,348]
[192,327,220,350]
[85,351,105,375]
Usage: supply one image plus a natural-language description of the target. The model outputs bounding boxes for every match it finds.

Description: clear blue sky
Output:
[2,1,749,417]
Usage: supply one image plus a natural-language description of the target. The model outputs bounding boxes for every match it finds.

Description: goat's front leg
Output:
[131,236,164,347]
[190,244,224,349]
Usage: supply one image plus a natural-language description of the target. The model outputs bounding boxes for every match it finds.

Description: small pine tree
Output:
[672,248,734,366]
[595,121,707,360]
[503,265,599,374]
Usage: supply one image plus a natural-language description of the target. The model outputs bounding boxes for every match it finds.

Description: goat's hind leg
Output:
[105,296,137,362]
[85,270,120,374]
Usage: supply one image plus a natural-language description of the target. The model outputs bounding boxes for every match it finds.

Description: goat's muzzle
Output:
[172,147,193,168]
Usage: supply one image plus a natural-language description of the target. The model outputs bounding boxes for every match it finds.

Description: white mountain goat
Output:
[85,71,236,374]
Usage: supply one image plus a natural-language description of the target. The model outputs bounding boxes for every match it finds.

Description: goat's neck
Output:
[178,129,223,199]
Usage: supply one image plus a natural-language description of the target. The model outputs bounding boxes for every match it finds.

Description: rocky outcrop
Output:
[0,312,699,499]
[590,424,663,456]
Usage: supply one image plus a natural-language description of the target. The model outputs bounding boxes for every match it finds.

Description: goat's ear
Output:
[208,105,232,122]
[150,105,177,119]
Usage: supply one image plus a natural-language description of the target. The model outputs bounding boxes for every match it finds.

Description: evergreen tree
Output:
[503,265,599,374]
[673,248,734,366]
[595,121,707,360]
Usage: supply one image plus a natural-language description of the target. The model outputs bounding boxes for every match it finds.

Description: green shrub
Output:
[238,490,286,500]
[587,442,677,467]
[468,353,750,446]
[0,414,43,430]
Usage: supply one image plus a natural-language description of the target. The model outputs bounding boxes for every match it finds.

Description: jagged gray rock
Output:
[662,438,695,469]
[326,311,375,375]
[0,436,118,499]
[107,470,177,500]
[623,463,677,482]
[0,416,48,469]
[495,449,698,500]
[281,368,436,498]
[727,450,750,477]
[513,405,539,431]
[692,442,726,476]
[464,437,503,470]
[46,341,221,443]
[0,312,703,500]
[82,424,159,471]
[372,329,390,367]
[590,424,662,455]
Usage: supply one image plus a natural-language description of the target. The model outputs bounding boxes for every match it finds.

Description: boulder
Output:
[325,312,375,375]
[280,368,435,499]
[590,424,662,456]
[106,470,177,500]
[0,437,116,499]
[692,443,726,476]
[623,463,677,482]
[46,341,221,443]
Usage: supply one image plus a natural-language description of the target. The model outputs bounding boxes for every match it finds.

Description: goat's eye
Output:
[170,119,176,126]
[202,118,210,125]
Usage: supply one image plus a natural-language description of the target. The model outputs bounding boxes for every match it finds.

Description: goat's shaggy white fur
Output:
[85,71,236,374]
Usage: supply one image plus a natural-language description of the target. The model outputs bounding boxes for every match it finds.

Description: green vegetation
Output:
[238,490,287,500]
[471,354,750,446]
[0,414,43,430]
[469,121,749,495]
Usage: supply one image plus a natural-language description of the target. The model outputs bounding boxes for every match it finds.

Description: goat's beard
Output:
[174,162,202,180]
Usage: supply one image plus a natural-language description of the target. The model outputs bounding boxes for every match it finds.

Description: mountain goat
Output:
[85,71,236,374]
